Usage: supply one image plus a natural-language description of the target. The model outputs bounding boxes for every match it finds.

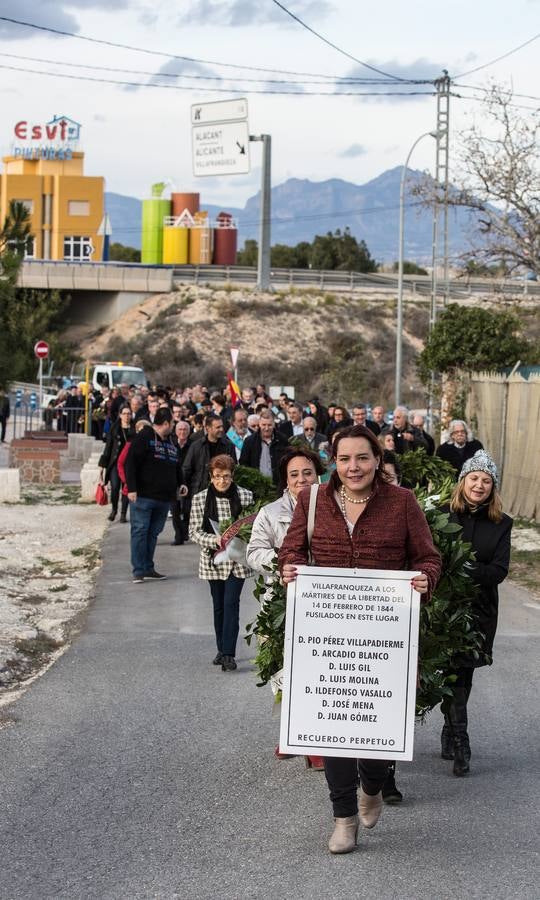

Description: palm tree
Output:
[0,200,33,256]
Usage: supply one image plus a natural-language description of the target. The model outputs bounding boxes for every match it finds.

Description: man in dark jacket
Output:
[411,413,435,456]
[240,409,288,485]
[170,419,193,545]
[278,402,305,440]
[436,419,483,473]
[181,413,236,496]
[389,406,429,455]
[302,416,327,450]
[125,408,180,582]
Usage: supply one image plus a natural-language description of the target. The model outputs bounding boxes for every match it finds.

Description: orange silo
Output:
[172,193,199,218]
[189,210,212,264]
[213,212,237,265]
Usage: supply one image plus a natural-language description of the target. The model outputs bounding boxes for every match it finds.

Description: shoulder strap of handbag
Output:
[307,483,319,549]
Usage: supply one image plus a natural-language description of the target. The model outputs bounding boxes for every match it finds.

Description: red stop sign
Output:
[34,340,49,359]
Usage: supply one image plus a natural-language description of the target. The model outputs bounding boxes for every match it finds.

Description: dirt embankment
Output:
[0,486,107,708]
[69,285,431,407]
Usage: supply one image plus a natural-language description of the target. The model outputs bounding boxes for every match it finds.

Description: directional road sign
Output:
[192,120,250,177]
[191,98,248,126]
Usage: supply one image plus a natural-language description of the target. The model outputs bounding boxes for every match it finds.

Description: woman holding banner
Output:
[279,425,441,854]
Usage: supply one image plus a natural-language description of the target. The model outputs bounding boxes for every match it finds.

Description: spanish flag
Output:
[227,373,241,407]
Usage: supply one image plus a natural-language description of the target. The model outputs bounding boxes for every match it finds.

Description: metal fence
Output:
[8,388,89,440]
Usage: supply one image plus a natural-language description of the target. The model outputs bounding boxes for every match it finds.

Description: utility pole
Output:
[250,134,272,291]
[427,74,451,432]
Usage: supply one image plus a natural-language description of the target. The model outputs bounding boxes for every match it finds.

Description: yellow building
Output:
[0,151,104,261]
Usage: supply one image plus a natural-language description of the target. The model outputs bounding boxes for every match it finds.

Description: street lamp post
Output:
[394,130,443,407]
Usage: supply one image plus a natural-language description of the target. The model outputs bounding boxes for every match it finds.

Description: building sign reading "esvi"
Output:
[12,115,82,160]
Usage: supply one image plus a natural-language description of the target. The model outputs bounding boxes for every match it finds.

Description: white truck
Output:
[91,362,148,391]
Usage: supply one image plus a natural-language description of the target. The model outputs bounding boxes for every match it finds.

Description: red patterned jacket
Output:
[278,475,441,601]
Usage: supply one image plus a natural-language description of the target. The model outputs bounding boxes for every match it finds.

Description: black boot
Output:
[447,687,470,776]
[119,496,128,523]
[382,762,403,803]
[441,716,454,760]
[453,737,470,776]
[108,507,117,522]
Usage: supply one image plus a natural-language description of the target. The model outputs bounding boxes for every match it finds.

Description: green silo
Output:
[141,197,171,264]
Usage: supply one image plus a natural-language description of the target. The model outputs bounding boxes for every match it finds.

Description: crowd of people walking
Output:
[82,376,512,854]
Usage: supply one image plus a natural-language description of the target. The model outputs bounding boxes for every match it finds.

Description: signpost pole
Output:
[250,134,272,292]
[34,341,49,421]
[84,360,91,436]
[38,357,43,412]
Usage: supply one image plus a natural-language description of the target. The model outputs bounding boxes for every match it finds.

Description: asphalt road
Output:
[1,520,539,900]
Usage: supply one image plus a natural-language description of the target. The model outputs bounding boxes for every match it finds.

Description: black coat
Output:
[442,503,513,666]
[182,436,236,495]
[390,424,429,455]
[98,420,134,481]
[436,439,483,473]
[239,430,289,485]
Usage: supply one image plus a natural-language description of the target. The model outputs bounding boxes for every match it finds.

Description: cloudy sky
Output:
[0,0,538,207]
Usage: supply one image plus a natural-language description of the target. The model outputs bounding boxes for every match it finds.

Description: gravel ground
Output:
[0,487,107,699]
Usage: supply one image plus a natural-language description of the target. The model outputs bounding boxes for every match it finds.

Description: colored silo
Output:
[213,212,237,266]
[141,198,170,264]
[189,211,212,264]
[171,192,199,218]
[162,225,189,264]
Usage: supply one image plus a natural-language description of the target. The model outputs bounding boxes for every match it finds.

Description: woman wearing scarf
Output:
[440,450,513,776]
[190,454,254,672]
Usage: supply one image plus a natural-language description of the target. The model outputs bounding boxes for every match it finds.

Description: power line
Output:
[0,14,428,83]
[0,51,419,86]
[454,32,540,78]
[104,201,427,234]
[451,90,540,113]
[0,61,437,97]
[453,82,540,103]
[270,0,427,82]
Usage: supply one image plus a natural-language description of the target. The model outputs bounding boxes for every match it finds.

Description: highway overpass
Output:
[16,261,539,325]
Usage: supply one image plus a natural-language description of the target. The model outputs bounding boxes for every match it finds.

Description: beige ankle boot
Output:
[359,787,383,829]
[328,815,359,854]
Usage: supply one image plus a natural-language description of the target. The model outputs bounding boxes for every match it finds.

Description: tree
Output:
[310,228,377,272]
[417,304,532,384]
[0,200,32,256]
[109,242,141,263]
[0,243,73,388]
[392,260,428,275]
[270,243,296,268]
[236,239,258,266]
[418,84,540,275]
[237,232,376,271]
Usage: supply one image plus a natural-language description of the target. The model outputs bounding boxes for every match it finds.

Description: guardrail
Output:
[15,260,540,298]
[171,265,540,298]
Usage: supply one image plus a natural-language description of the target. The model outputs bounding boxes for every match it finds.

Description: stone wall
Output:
[9,439,64,484]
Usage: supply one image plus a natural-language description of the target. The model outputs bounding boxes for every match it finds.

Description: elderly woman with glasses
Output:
[190,454,254,672]
[436,419,483,473]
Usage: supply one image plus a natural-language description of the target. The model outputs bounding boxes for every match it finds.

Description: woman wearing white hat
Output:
[441,450,513,776]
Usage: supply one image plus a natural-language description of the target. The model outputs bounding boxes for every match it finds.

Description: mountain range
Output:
[105,167,478,264]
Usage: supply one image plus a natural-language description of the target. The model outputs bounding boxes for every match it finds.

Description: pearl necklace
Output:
[340,484,372,510]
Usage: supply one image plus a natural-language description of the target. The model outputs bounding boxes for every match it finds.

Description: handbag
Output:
[95,482,109,506]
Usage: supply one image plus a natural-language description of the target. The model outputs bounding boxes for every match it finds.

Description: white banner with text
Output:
[279,567,421,760]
